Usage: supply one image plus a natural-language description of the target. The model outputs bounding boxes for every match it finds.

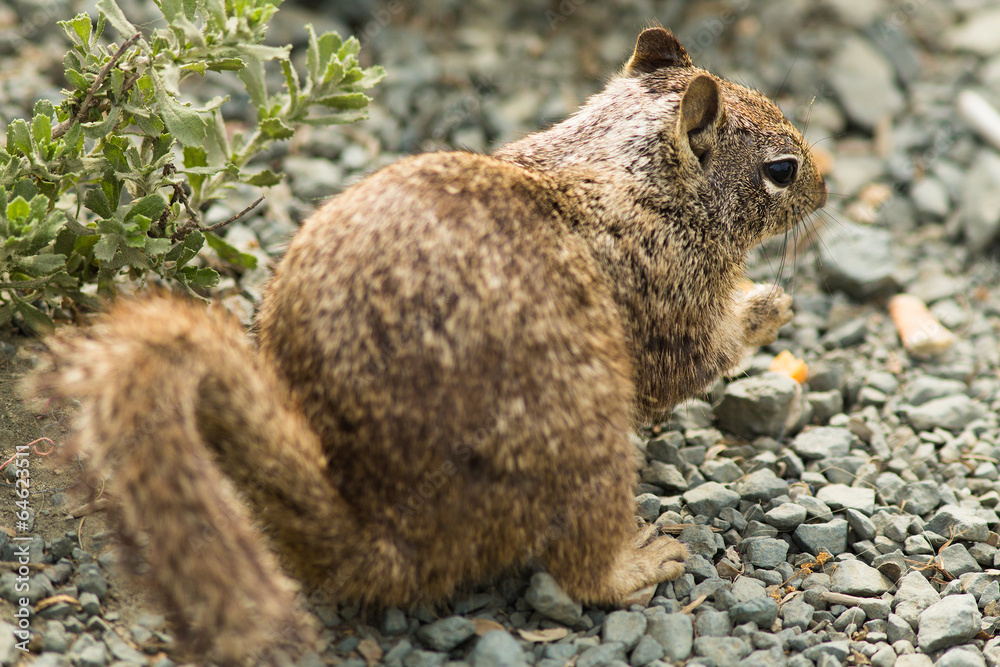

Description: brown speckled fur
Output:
[26,29,825,665]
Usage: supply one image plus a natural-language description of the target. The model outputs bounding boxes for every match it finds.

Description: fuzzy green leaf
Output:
[207,58,245,72]
[93,234,119,262]
[83,186,112,218]
[12,297,54,333]
[65,68,90,92]
[7,120,32,156]
[128,193,168,222]
[96,0,137,39]
[179,265,219,288]
[244,169,282,186]
[6,196,30,222]
[315,92,370,110]
[260,117,294,139]
[145,237,171,255]
[152,70,206,147]
[14,254,66,275]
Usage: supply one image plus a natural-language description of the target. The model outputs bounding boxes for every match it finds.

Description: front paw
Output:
[739,283,793,348]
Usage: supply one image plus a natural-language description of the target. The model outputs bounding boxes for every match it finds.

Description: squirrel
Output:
[27,27,827,666]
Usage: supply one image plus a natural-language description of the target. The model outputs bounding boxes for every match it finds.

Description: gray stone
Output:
[831,560,893,596]
[729,597,779,627]
[742,537,789,568]
[887,612,916,644]
[873,512,912,542]
[904,376,967,406]
[692,636,751,664]
[469,631,527,667]
[896,480,942,516]
[640,462,688,494]
[731,469,789,504]
[959,149,1000,253]
[905,396,988,433]
[602,610,646,651]
[383,608,409,635]
[672,399,715,430]
[895,655,933,667]
[821,316,869,349]
[764,503,808,531]
[807,390,844,424]
[524,573,582,626]
[794,519,849,555]
[716,373,801,439]
[925,506,990,543]
[104,631,147,664]
[780,597,815,630]
[803,640,850,664]
[895,571,942,627]
[816,484,876,515]
[945,7,1000,57]
[791,427,854,461]
[646,433,683,464]
[416,616,476,651]
[75,564,108,601]
[935,646,986,667]
[871,645,896,667]
[635,493,661,522]
[695,610,732,637]
[731,576,767,602]
[0,621,19,666]
[905,534,935,555]
[577,642,626,667]
[682,482,740,518]
[815,220,897,299]
[910,176,950,219]
[628,634,664,667]
[74,640,109,667]
[701,458,743,484]
[79,591,101,616]
[917,594,981,652]
[938,543,982,577]
[844,508,876,541]
[647,612,692,662]
[828,35,904,131]
[796,496,834,521]
[679,525,722,559]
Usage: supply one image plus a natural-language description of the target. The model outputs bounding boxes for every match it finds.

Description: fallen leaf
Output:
[473,619,507,636]
[357,637,382,666]
[517,627,569,642]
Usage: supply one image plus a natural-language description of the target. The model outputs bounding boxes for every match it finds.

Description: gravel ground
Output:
[6,0,1000,666]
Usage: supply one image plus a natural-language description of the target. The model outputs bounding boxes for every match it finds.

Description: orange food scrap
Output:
[770,350,808,383]
[888,293,955,358]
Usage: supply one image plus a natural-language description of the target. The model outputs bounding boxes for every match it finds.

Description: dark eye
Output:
[764,159,798,187]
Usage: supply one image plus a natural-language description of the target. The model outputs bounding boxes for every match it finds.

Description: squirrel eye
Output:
[764,158,798,187]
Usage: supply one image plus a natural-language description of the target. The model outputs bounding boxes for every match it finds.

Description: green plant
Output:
[0,0,383,330]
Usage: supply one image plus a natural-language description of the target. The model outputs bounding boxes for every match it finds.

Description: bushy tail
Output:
[25,294,336,665]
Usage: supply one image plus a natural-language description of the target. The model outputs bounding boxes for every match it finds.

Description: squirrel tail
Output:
[26,294,335,665]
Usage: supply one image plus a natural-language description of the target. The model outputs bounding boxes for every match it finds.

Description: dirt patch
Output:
[0,328,163,664]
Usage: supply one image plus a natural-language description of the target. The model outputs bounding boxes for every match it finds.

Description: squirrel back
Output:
[28,27,825,666]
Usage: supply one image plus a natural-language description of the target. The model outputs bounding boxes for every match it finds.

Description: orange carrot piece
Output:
[770,350,808,383]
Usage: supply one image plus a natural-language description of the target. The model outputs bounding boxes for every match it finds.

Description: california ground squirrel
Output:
[28,27,826,665]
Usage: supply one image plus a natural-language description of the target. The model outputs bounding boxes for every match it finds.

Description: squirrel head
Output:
[623,27,828,249]
[499,27,827,256]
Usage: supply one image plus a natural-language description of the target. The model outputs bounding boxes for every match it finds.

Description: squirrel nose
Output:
[813,176,829,209]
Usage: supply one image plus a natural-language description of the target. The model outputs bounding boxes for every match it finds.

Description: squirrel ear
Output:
[625,27,694,76]
[677,74,726,165]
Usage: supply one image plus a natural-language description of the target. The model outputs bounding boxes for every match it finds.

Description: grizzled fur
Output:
[27,28,826,666]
